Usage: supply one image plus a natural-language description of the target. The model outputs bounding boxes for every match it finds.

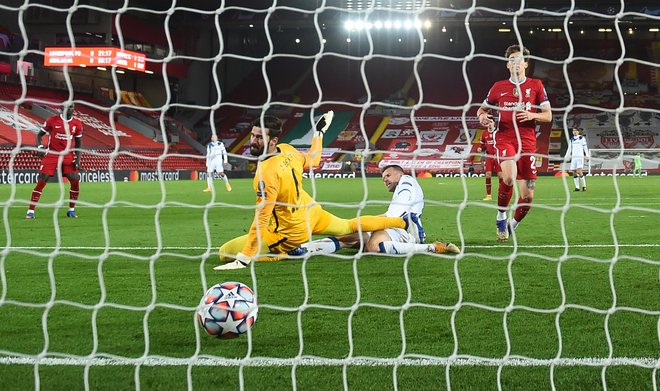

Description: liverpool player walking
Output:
[476,45,552,241]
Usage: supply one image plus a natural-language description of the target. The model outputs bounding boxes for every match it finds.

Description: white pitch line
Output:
[0,356,658,367]
[2,244,659,251]
[466,243,660,249]
[2,199,660,207]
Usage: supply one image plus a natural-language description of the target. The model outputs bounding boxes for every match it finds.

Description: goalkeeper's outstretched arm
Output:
[303,110,333,170]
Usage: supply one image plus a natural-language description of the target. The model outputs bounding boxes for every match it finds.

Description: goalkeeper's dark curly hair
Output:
[252,115,283,139]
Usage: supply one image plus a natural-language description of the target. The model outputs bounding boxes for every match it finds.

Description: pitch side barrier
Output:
[5,170,651,185]
[0,169,195,184]
[0,170,358,184]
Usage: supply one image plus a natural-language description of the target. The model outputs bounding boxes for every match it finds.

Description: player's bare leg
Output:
[366,231,459,254]
[369,231,455,254]
[496,160,516,241]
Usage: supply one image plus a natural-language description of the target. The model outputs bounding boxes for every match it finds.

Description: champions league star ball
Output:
[197,281,258,339]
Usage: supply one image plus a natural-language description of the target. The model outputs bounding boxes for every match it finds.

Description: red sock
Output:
[69,180,80,209]
[485,177,492,195]
[29,180,47,212]
[497,180,513,212]
[513,196,533,223]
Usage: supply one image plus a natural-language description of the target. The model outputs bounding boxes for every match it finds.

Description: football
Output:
[197,281,258,339]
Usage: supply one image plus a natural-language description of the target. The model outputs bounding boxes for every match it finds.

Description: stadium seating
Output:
[0,81,209,172]
[0,146,205,172]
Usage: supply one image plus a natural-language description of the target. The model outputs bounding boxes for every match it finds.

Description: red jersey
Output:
[42,115,84,162]
[479,128,496,156]
[484,77,549,149]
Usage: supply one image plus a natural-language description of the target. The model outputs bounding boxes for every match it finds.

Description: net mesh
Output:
[0,1,659,390]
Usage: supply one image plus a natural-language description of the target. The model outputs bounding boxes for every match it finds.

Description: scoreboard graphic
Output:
[44,47,146,72]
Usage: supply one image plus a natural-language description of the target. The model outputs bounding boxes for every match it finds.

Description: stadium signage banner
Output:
[302,171,356,179]
[0,169,197,184]
[321,162,343,171]
[0,170,42,185]
[414,116,480,122]
[378,159,463,171]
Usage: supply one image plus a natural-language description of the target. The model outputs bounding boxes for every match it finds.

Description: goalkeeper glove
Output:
[314,110,334,136]
[213,252,251,270]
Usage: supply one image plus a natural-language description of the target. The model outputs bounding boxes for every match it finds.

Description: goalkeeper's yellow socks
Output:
[349,216,405,232]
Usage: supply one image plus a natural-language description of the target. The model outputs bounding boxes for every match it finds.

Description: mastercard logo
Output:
[190,171,198,180]
[129,171,139,181]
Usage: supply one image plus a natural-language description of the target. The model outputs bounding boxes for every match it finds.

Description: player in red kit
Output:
[26,104,84,219]
[476,123,500,201]
[476,45,552,241]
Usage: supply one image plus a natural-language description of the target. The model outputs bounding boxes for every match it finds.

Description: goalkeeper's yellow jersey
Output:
[242,142,321,256]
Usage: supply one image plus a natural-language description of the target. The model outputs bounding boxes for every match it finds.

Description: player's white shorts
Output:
[570,157,584,171]
[383,227,418,244]
[207,159,225,173]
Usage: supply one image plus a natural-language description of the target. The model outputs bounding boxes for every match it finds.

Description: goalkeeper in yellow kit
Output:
[215,112,425,270]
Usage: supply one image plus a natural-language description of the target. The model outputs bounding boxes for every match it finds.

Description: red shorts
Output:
[512,154,538,180]
[494,140,537,180]
[39,156,77,176]
[484,156,501,174]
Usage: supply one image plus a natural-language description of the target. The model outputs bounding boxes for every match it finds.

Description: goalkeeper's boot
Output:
[25,211,35,219]
[403,212,426,244]
[66,210,78,218]
[225,183,232,192]
[483,195,492,201]
[496,219,509,242]
[432,242,460,254]
[203,187,212,192]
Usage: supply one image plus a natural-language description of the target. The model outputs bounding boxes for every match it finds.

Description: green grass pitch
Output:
[1,175,659,390]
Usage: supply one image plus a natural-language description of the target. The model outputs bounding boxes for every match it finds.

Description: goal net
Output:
[1,1,659,390]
